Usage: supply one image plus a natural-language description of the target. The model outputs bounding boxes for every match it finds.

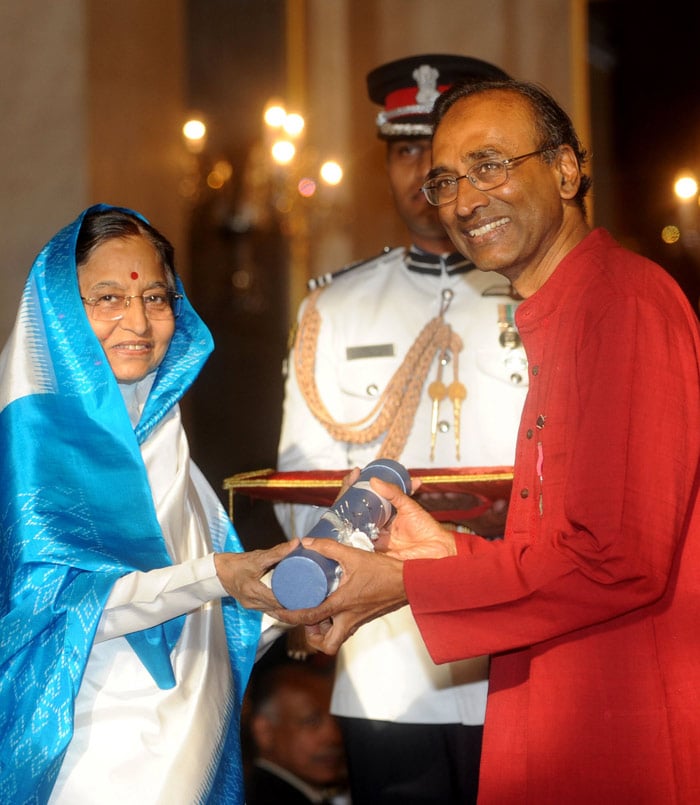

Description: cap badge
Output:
[413,65,440,108]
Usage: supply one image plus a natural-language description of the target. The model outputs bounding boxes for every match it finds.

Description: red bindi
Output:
[130,271,139,280]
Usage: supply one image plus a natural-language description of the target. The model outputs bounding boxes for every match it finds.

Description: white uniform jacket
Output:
[277,246,528,725]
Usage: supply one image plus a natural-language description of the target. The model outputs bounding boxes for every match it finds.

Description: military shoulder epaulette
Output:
[306,246,401,290]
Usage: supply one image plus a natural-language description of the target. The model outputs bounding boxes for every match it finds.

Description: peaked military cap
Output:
[366,53,509,139]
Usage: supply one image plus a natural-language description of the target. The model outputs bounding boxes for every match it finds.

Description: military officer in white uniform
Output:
[276,54,527,804]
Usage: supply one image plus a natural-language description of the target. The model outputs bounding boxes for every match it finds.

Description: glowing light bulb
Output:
[674,175,698,200]
[183,119,206,141]
[298,178,317,197]
[283,113,305,137]
[661,225,681,244]
[320,160,343,185]
[264,104,287,128]
[182,118,207,153]
[271,140,296,165]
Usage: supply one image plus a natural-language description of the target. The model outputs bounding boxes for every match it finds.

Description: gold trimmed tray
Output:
[223,466,514,521]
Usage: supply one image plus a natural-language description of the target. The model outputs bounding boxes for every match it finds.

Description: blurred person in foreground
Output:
[0,204,291,804]
[276,54,526,804]
[275,78,700,803]
[245,662,349,804]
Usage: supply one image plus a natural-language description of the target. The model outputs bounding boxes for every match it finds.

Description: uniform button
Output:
[505,355,526,384]
[440,353,451,366]
[438,420,450,433]
[367,384,379,396]
[526,429,534,439]
[532,365,540,376]
[520,488,529,498]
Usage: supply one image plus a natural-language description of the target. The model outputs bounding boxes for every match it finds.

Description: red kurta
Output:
[405,229,700,803]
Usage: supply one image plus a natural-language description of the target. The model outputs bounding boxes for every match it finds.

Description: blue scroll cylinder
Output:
[271,459,412,609]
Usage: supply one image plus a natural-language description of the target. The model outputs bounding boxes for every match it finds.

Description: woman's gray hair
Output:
[76,208,177,290]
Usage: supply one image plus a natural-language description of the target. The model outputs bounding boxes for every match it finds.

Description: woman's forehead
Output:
[78,237,166,284]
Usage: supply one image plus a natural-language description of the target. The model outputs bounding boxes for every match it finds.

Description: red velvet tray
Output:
[223,466,514,521]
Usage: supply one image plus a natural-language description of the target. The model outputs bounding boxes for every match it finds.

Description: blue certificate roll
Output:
[271,459,411,609]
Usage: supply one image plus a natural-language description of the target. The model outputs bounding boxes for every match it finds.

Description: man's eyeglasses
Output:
[421,146,556,206]
[81,290,183,321]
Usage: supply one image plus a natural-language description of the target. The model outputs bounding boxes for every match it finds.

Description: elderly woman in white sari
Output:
[0,205,292,804]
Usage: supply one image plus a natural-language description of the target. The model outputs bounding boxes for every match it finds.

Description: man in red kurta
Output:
[277,78,700,803]
[405,226,700,802]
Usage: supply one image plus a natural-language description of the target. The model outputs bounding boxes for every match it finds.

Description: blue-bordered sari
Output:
[0,204,261,804]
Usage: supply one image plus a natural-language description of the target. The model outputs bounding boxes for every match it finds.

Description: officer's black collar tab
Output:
[405,248,475,276]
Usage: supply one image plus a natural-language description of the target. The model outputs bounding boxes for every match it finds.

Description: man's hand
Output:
[214,541,298,611]
[271,539,407,654]
[269,476,461,654]
[370,476,458,559]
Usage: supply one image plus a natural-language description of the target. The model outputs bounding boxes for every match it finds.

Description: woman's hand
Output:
[214,541,297,611]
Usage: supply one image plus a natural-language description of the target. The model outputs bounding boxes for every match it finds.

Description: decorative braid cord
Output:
[294,289,462,460]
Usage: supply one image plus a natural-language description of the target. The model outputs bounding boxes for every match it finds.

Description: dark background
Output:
[589,0,700,304]
[185,0,289,549]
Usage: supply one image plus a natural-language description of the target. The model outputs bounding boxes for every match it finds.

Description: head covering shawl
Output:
[0,204,261,803]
